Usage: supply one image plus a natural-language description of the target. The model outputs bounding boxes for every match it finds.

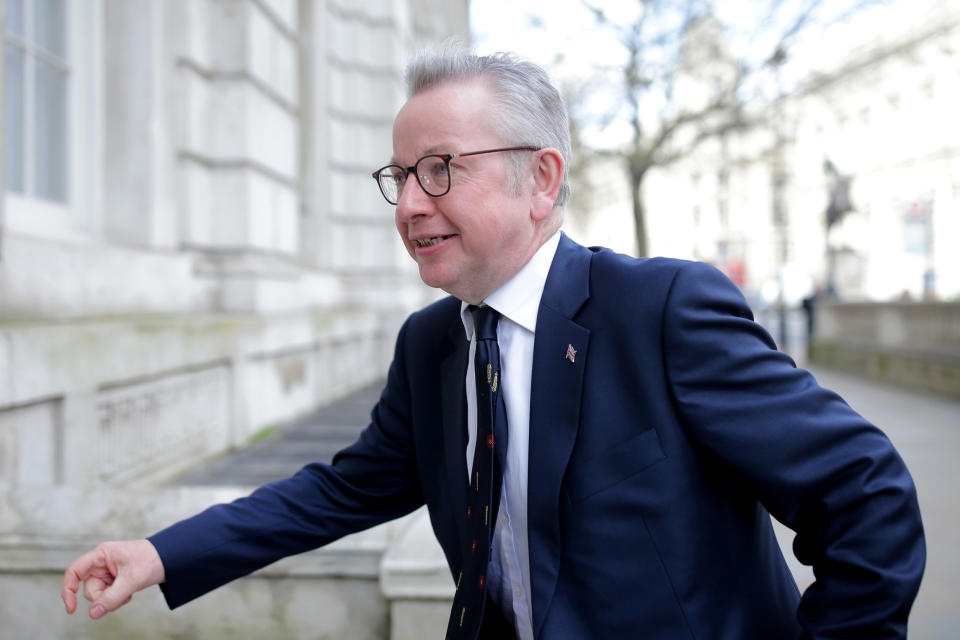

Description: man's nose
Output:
[395,175,435,220]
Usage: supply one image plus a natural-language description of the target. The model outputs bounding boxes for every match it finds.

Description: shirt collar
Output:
[460,230,562,340]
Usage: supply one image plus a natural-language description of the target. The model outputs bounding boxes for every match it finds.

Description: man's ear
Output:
[529,148,565,221]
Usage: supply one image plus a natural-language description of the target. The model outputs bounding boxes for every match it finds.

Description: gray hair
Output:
[405,44,571,209]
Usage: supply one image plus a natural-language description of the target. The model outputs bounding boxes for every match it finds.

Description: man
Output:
[62,47,924,639]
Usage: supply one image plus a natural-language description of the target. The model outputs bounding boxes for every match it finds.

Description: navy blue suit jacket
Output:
[150,234,924,638]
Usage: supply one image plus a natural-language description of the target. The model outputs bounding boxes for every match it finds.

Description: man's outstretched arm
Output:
[61,539,165,620]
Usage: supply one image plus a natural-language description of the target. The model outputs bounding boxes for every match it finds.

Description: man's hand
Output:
[61,539,166,620]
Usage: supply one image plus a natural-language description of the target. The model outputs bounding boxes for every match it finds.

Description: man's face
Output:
[391,79,540,304]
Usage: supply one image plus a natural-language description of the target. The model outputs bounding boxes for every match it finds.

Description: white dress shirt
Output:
[459,230,561,640]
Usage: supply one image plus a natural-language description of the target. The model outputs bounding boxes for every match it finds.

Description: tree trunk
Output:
[630,167,648,257]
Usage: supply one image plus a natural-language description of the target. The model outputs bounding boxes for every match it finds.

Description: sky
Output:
[468,0,946,148]
[469,0,943,71]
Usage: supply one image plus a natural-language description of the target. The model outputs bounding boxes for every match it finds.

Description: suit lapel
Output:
[528,234,592,638]
[440,319,471,553]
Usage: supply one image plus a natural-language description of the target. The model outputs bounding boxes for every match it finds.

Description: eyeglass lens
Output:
[377,155,450,204]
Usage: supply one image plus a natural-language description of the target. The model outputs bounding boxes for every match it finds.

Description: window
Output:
[4,0,69,202]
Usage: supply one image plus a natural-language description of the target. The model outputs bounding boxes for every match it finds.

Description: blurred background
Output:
[1,0,957,638]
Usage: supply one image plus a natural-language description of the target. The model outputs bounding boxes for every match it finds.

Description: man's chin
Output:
[418,267,470,300]
[417,266,449,290]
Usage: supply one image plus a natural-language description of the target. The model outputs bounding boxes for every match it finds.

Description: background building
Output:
[571,2,960,307]
[1,1,466,637]
[1,0,466,486]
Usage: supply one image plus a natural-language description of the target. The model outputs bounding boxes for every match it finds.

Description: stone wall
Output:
[809,301,960,398]
[0,306,389,487]
[0,485,453,639]
[0,486,418,639]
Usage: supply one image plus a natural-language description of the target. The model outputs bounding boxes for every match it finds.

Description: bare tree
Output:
[572,0,884,256]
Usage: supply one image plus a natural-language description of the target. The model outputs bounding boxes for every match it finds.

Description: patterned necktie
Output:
[445,305,509,639]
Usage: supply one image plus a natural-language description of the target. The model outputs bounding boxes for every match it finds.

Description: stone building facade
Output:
[1,1,466,637]
[1,0,466,484]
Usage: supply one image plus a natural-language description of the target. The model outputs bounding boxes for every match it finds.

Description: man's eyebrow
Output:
[390,146,451,166]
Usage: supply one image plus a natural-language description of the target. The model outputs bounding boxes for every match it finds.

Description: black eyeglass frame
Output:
[372,146,541,205]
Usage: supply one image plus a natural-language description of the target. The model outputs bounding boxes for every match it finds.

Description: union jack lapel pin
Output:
[565,344,577,364]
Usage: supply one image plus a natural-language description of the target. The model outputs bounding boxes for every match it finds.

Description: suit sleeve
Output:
[661,261,925,639]
[149,319,425,609]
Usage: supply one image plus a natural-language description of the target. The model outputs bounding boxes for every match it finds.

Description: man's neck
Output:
[460,230,562,334]
[455,220,564,305]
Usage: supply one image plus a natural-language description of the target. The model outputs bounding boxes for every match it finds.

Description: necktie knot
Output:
[470,305,501,342]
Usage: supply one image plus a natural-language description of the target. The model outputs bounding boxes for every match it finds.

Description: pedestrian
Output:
[62,45,924,639]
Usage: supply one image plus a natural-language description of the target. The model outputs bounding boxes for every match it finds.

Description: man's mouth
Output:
[414,235,454,248]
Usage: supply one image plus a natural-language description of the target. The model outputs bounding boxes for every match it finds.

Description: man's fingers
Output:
[62,584,77,614]
[83,576,109,603]
[92,593,132,618]
[62,552,98,615]
[61,570,78,614]
[91,573,136,619]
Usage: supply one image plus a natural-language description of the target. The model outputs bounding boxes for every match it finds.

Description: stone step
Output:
[175,382,384,486]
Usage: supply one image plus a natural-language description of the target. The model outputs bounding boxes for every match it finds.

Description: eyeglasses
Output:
[372,146,540,205]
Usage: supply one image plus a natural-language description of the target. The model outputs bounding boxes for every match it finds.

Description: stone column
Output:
[298,0,329,269]
[175,0,302,312]
[380,508,455,640]
[0,1,6,260]
[177,0,300,255]
[102,0,176,248]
